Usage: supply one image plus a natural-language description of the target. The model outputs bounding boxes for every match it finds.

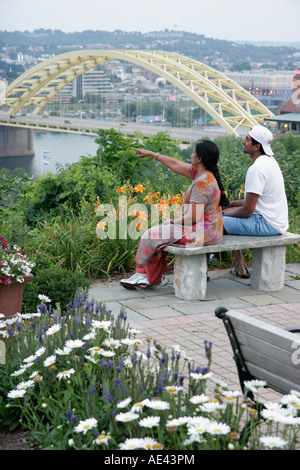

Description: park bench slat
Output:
[235,332,295,364]
[237,344,300,393]
[215,308,300,396]
[243,361,300,395]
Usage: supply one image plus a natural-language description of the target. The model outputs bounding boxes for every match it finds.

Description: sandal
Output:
[230,267,251,279]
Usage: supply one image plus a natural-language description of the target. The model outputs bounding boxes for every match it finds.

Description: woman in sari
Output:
[120,140,228,289]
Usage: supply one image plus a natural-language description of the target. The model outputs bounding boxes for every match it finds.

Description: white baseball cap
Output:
[248,126,274,156]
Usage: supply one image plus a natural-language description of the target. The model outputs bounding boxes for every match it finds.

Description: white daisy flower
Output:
[187,424,208,436]
[189,394,209,405]
[280,394,300,409]
[199,401,225,413]
[116,397,132,408]
[139,416,160,428]
[221,390,241,403]
[74,417,98,434]
[84,355,97,364]
[91,320,112,330]
[128,328,141,335]
[65,339,85,349]
[16,380,35,390]
[172,345,186,354]
[121,338,136,346]
[183,435,206,446]
[115,411,139,423]
[45,324,62,336]
[55,347,72,356]
[135,351,149,362]
[244,379,267,392]
[56,368,76,381]
[43,355,56,367]
[29,370,41,379]
[82,332,96,341]
[166,417,190,427]
[131,402,144,413]
[23,355,36,364]
[34,347,46,357]
[263,402,285,413]
[100,349,115,357]
[38,294,51,303]
[93,433,111,446]
[164,385,183,395]
[124,358,133,368]
[190,371,212,381]
[88,346,102,356]
[7,389,27,399]
[11,368,27,377]
[206,421,231,435]
[23,362,35,369]
[210,376,228,388]
[119,438,145,450]
[274,414,300,425]
[143,399,170,411]
[260,436,287,449]
[187,416,210,435]
[261,409,282,422]
[102,338,122,349]
[140,437,159,450]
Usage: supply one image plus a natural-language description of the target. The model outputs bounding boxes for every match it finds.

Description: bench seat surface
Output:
[164,232,300,256]
[224,310,300,395]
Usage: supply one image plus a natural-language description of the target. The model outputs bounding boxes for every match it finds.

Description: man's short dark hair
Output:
[250,136,263,152]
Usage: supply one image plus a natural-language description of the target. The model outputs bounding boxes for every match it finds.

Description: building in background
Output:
[264,72,300,133]
[49,67,114,104]
[226,70,294,107]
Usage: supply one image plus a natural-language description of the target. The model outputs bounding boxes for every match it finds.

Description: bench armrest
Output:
[285,327,300,333]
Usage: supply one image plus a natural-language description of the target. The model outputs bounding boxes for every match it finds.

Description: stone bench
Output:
[163,232,300,301]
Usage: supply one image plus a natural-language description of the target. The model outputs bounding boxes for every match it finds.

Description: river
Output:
[0,130,99,176]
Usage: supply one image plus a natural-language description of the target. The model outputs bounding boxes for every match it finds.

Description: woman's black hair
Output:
[195,140,229,208]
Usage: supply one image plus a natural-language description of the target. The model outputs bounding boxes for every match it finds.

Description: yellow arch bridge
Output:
[3,50,273,137]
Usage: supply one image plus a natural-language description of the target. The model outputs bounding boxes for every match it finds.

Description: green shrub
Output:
[22,266,91,313]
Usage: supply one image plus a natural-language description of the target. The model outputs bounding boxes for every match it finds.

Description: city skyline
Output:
[1,0,299,44]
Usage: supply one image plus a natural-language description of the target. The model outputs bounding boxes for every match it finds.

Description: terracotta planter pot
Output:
[0,274,34,320]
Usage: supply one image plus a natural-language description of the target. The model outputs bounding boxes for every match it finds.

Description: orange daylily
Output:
[116,185,127,194]
[143,192,160,203]
[133,184,146,194]
[96,221,108,231]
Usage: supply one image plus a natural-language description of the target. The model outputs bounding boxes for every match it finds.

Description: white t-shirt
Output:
[245,155,289,234]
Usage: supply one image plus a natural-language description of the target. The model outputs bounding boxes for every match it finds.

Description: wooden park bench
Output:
[215,306,300,442]
[214,306,300,397]
[164,232,300,300]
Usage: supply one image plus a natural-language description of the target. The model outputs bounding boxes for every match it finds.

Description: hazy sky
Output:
[1,0,299,43]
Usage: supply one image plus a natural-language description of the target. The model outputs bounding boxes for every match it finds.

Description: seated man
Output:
[223,125,288,278]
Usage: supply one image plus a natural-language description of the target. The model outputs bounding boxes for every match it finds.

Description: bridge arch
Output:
[4,50,273,136]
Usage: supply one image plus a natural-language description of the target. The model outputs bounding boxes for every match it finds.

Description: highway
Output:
[0,112,240,144]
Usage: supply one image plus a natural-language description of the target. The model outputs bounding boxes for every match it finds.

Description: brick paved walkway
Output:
[89,263,300,400]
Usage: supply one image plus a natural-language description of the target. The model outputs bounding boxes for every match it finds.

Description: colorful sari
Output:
[135,165,223,285]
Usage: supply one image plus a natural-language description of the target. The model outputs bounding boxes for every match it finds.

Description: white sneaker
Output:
[159,275,169,287]
[137,275,169,289]
[120,273,147,290]
[136,277,150,288]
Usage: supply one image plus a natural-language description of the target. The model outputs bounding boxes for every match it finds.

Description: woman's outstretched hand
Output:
[131,147,153,158]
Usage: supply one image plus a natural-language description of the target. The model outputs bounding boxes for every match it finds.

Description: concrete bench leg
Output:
[251,245,286,291]
[173,254,207,300]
